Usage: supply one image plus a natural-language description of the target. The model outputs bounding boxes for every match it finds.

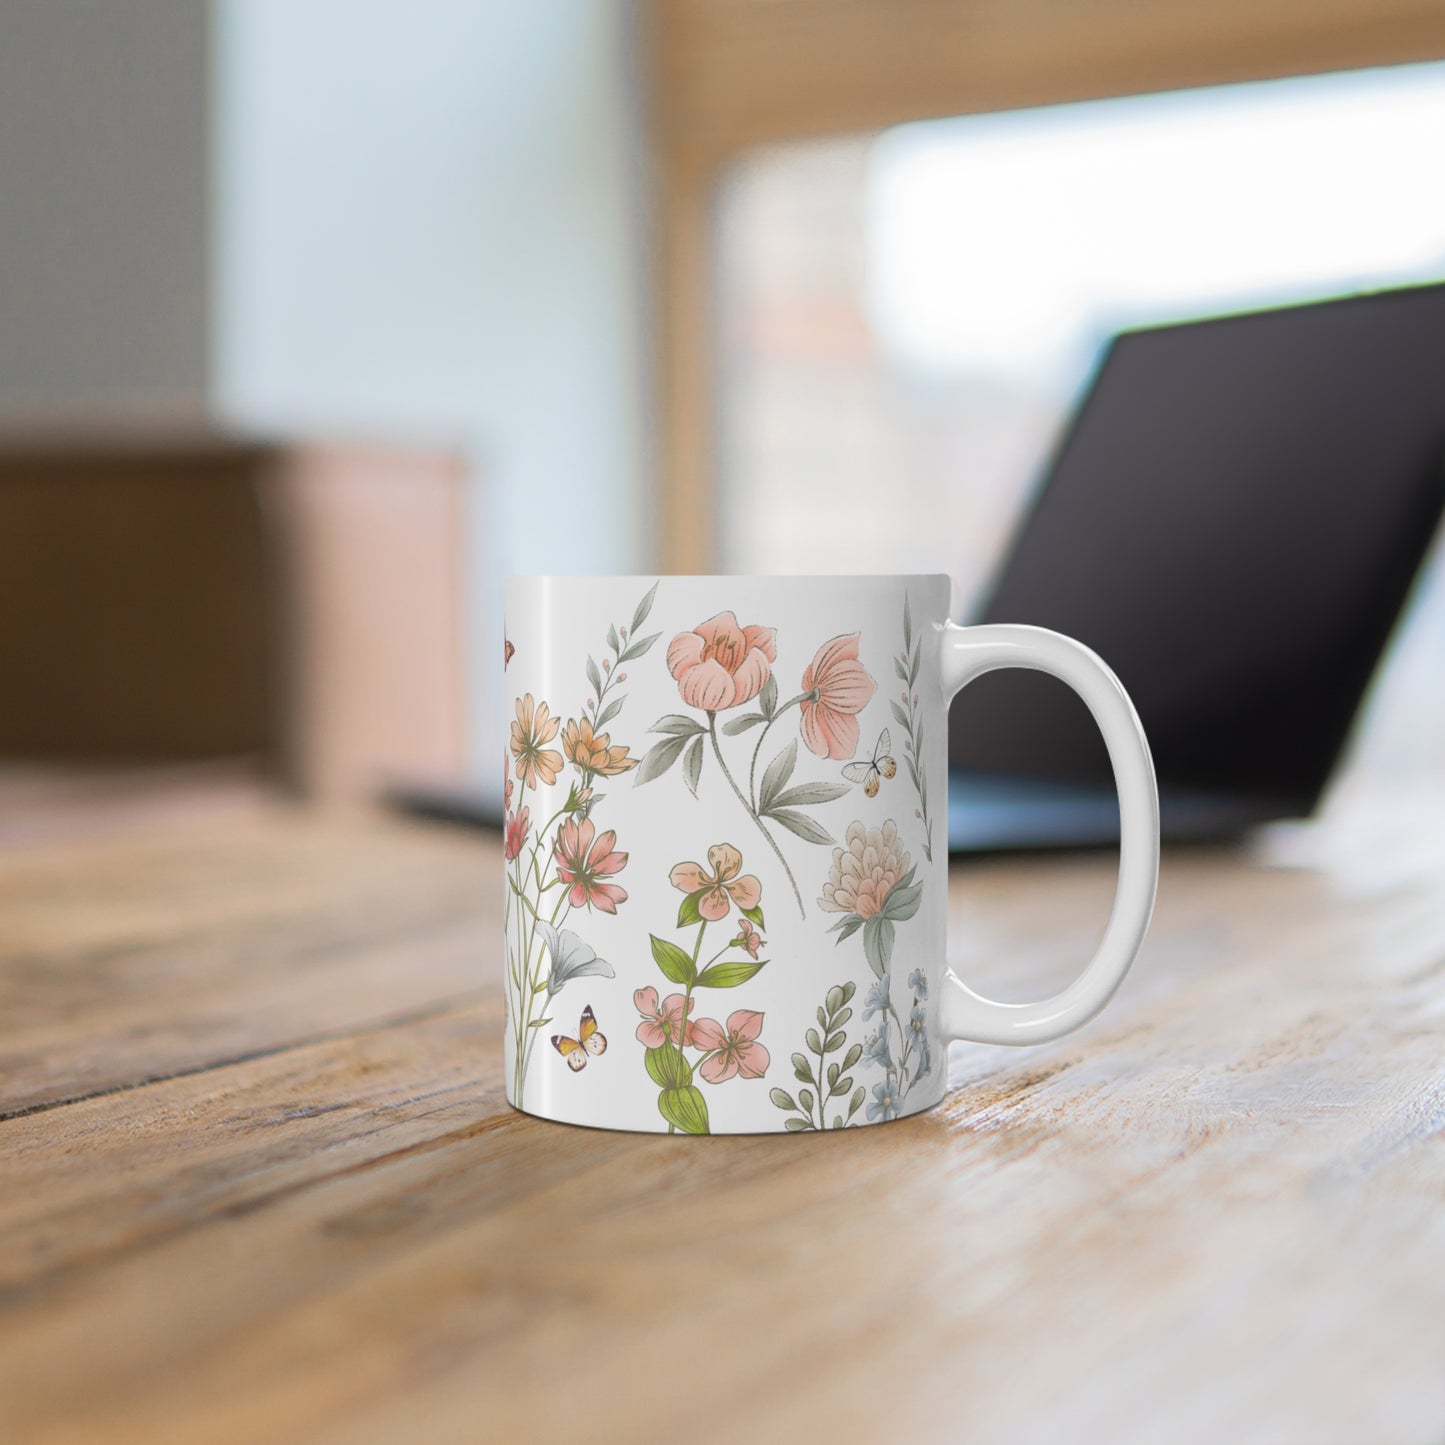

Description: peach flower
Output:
[634,987,695,1048]
[561,717,638,778]
[511,693,563,789]
[503,806,530,861]
[669,843,762,921]
[667,612,776,712]
[691,1010,770,1083]
[818,820,910,919]
[799,633,877,760]
[732,916,763,959]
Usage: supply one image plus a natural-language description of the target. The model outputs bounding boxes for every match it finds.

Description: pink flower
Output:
[691,1010,770,1083]
[669,843,762,921]
[504,805,530,861]
[503,752,513,810]
[732,917,763,958]
[800,633,877,760]
[553,817,628,913]
[667,612,776,712]
[634,987,695,1048]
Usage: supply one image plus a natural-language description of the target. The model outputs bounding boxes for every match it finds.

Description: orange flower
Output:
[510,693,563,790]
[667,612,776,712]
[562,717,638,778]
[799,634,877,760]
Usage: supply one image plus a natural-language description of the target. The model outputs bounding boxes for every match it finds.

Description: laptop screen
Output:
[948,283,1445,811]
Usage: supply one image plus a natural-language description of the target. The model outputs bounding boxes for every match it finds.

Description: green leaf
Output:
[586,655,602,695]
[658,1085,709,1134]
[840,980,856,1004]
[682,734,704,796]
[769,1088,796,1112]
[635,734,690,785]
[768,808,833,846]
[722,713,766,735]
[526,1017,553,1029]
[695,959,767,989]
[759,674,778,719]
[805,1028,823,1054]
[825,985,845,1015]
[784,1117,812,1132]
[862,914,895,978]
[649,714,706,736]
[889,700,910,730]
[909,652,920,687]
[740,903,766,930]
[849,1086,866,1117]
[903,593,913,652]
[792,1052,814,1084]
[831,1075,853,1098]
[619,630,661,662]
[650,933,696,986]
[832,1116,845,1129]
[830,916,863,944]
[758,739,797,813]
[880,866,923,922]
[630,579,660,635]
[841,1043,863,1071]
[832,1007,853,1029]
[824,1030,846,1053]
[677,888,706,928]
[645,1045,693,1089]
[607,623,620,653]
[816,1005,829,1028]
[894,657,909,682]
[798,1088,815,1113]
[827,1061,840,1087]
[770,780,850,809]
[596,698,623,727]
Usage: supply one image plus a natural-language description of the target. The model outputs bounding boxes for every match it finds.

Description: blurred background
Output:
[1,0,1443,836]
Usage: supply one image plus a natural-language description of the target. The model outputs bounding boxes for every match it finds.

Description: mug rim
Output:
[506,572,953,584]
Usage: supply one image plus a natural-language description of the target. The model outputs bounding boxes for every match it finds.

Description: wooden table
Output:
[1,791,1442,1444]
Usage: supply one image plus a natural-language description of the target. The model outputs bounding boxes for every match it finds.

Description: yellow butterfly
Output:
[552,1005,607,1072]
[842,728,897,797]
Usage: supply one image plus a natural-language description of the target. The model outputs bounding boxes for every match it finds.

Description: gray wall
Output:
[0,0,210,412]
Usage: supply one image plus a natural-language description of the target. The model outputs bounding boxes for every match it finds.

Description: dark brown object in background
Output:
[0,434,466,801]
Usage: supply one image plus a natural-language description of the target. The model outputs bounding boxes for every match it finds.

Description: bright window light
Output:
[867,63,1445,378]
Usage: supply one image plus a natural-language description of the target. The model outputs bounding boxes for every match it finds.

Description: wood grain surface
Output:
[0,795,1441,1444]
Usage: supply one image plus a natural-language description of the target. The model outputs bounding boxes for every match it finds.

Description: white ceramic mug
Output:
[503,575,1158,1134]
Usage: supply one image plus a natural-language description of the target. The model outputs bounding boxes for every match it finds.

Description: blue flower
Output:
[866,1076,902,1122]
[904,1002,927,1055]
[863,975,891,1021]
[916,1041,933,1082]
[862,1022,892,1073]
[908,967,928,1000]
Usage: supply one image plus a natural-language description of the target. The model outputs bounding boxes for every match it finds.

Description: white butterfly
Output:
[842,729,897,798]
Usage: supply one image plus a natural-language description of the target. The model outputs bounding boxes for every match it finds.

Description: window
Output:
[714,61,1445,621]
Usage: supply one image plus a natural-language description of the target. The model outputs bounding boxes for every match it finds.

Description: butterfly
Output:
[504,638,515,669]
[552,1005,607,1072]
[842,729,897,797]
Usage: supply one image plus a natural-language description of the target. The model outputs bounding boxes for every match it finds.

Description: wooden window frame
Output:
[646,0,1445,572]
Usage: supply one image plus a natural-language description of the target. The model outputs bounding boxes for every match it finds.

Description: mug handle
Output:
[938,623,1160,1046]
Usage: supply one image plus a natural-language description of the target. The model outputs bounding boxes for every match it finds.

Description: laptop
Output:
[947,281,1445,852]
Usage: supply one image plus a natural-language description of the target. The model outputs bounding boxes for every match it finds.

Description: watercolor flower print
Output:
[819,820,931,1119]
[634,611,878,916]
[504,582,661,1103]
[633,842,772,1133]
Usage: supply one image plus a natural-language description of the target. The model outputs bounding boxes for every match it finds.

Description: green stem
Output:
[746,693,808,807]
[709,713,804,919]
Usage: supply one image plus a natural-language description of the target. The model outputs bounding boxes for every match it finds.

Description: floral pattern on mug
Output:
[503,582,662,1105]
[636,842,772,1133]
[636,615,876,919]
[770,981,867,1131]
